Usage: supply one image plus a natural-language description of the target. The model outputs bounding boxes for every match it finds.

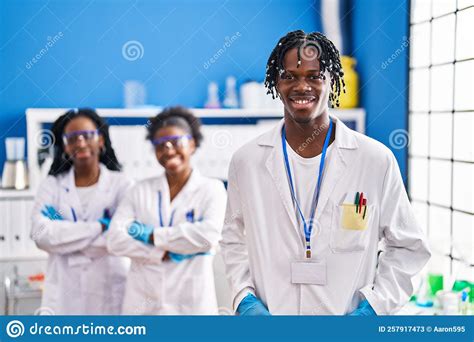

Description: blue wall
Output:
[0,0,322,167]
[0,0,409,182]
[352,0,410,182]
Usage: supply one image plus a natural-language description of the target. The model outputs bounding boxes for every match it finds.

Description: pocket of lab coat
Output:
[329,204,372,253]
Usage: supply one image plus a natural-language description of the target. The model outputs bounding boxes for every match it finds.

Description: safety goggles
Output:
[152,135,192,152]
[62,129,99,146]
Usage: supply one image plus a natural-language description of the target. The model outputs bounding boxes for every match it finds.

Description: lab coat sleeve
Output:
[30,177,103,255]
[152,181,227,254]
[360,152,431,315]
[106,186,165,262]
[81,177,135,259]
[219,159,257,311]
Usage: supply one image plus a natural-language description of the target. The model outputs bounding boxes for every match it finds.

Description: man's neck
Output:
[284,111,335,158]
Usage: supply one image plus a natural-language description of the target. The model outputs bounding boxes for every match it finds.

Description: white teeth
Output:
[293,99,312,104]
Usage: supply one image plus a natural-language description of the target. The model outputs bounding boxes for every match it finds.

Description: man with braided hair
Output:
[220,30,430,315]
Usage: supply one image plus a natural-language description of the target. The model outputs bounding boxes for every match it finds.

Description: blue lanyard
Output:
[281,119,333,257]
[71,207,77,222]
[158,191,176,227]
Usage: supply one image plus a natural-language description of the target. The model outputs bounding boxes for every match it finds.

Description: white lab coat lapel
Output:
[257,117,360,236]
[157,174,171,226]
[88,165,112,220]
[159,169,202,226]
[313,117,359,222]
[58,167,83,221]
[260,120,300,237]
[57,164,112,221]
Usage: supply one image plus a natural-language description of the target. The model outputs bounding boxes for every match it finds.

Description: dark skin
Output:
[149,125,196,247]
[276,47,336,158]
[63,116,107,232]
[63,116,104,187]
[154,126,196,201]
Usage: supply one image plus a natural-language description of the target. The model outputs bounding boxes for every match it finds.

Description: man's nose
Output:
[294,77,311,92]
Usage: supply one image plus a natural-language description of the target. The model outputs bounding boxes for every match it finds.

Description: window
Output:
[409,0,474,281]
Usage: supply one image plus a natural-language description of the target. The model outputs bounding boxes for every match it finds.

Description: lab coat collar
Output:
[259,114,359,240]
[156,168,203,226]
[184,168,203,192]
[158,168,203,191]
[157,168,204,203]
[59,163,111,191]
[256,115,358,150]
[58,163,112,219]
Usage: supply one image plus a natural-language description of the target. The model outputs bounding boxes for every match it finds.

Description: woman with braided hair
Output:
[30,108,132,314]
[220,30,430,315]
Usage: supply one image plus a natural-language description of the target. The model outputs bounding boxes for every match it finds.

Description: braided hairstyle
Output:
[264,30,345,107]
[146,106,203,148]
[48,108,121,176]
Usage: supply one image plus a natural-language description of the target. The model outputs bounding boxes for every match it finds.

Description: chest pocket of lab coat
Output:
[329,203,374,253]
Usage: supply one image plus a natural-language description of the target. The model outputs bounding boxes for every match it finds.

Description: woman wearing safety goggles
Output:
[30,108,133,315]
[107,106,227,315]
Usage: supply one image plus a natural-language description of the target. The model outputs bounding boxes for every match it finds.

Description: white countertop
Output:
[0,188,35,199]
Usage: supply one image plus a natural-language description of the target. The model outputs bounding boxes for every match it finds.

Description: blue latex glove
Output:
[128,221,154,244]
[98,217,111,231]
[41,205,63,221]
[348,299,377,316]
[168,251,210,263]
[237,293,271,316]
[98,209,111,231]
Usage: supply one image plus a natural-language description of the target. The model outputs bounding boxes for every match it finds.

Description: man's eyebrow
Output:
[282,68,321,72]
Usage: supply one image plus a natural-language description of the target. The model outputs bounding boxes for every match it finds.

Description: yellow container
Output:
[338,55,359,108]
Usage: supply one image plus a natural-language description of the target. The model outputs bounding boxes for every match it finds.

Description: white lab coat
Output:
[107,169,227,315]
[221,117,431,315]
[30,164,132,315]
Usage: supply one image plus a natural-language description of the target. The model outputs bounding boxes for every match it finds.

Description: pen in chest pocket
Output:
[158,191,203,226]
[186,209,194,222]
[353,192,368,217]
[362,199,367,219]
